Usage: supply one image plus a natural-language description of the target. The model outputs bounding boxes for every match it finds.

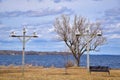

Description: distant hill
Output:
[0,50,71,55]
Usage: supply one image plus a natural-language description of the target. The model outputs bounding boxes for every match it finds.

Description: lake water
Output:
[0,54,120,69]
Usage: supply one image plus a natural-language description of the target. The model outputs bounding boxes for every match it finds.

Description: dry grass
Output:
[0,66,120,80]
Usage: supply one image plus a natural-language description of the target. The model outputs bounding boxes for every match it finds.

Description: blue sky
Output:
[0,0,120,55]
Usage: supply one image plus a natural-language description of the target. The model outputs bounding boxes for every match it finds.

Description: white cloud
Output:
[106,34,120,39]
[105,23,120,33]
[0,7,73,17]
[48,26,55,33]
[0,0,74,12]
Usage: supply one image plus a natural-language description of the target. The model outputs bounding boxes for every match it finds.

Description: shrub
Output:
[65,60,74,68]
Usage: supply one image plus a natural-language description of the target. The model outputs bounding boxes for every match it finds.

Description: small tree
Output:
[54,15,106,66]
[61,48,74,74]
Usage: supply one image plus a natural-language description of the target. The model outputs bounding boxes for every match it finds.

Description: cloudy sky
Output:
[0,0,120,55]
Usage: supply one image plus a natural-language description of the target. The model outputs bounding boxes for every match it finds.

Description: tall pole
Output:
[22,28,26,79]
[75,27,102,72]
[87,39,90,72]
[10,28,38,80]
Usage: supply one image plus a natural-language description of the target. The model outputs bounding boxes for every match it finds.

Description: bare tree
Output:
[54,15,106,67]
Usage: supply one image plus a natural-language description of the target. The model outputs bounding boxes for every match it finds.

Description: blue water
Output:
[0,54,120,69]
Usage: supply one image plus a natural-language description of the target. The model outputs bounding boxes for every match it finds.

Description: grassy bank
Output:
[0,66,120,80]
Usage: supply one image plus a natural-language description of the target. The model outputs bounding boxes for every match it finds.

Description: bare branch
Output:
[54,14,106,66]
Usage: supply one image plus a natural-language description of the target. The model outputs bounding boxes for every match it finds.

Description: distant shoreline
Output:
[0,50,71,55]
[0,50,119,56]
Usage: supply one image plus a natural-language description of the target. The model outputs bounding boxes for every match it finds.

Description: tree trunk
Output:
[75,58,80,67]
